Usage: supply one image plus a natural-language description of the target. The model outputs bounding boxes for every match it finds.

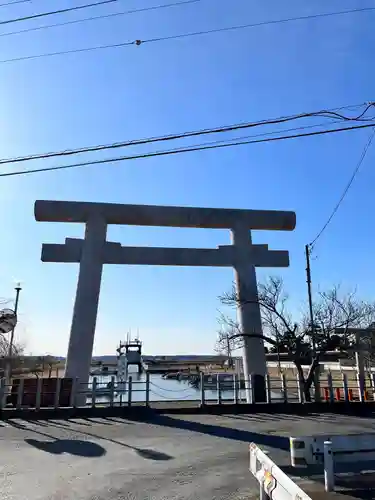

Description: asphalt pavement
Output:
[1,412,375,500]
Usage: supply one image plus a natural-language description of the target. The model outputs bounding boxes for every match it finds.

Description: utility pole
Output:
[305,245,321,401]
[305,244,316,355]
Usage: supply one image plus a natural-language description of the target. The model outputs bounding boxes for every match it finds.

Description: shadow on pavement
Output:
[43,420,173,460]
[337,489,375,500]
[146,414,290,450]
[47,420,173,461]
[24,438,106,457]
[133,448,174,461]
[7,419,173,462]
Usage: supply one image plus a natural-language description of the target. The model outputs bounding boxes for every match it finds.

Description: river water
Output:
[88,368,290,404]
[89,371,238,404]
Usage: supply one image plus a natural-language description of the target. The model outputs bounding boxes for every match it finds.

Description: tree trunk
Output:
[303,382,312,402]
[304,356,321,402]
[294,360,310,402]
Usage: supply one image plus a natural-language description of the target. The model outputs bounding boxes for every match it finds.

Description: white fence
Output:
[249,443,313,500]
[290,433,375,467]
[290,433,375,492]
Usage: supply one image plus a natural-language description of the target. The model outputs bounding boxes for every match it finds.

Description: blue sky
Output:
[0,0,374,356]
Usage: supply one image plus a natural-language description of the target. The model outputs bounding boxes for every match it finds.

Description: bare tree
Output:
[0,333,25,375]
[218,276,375,401]
[29,356,46,379]
[43,356,60,378]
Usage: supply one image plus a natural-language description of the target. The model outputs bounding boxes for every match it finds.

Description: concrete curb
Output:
[1,401,375,421]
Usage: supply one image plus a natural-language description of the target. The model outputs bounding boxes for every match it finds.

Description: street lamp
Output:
[6,283,22,385]
[8,282,21,359]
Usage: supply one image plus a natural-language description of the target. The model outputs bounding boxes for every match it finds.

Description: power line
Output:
[0,0,30,6]
[1,122,374,179]
[309,129,375,249]
[0,0,200,39]
[1,5,375,65]
[0,0,117,27]
[0,102,373,166]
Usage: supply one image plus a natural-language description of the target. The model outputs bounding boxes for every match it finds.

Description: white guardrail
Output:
[290,433,375,492]
[249,443,313,500]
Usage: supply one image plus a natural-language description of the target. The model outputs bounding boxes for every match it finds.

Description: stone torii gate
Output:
[35,200,296,402]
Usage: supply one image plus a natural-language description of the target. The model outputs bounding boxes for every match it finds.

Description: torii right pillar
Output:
[231,223,284,403]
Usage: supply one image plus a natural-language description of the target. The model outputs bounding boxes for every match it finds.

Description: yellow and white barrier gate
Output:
[249,443,313,500]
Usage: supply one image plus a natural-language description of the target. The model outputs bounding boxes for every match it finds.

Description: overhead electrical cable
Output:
[160,119,353,150]
[0,0,200,38]
[0,0,117,27]
[1,5,375,64]
[1,122,375,179]
[0,102,373,166]
[309,129,375,248]
[0,0,30,6]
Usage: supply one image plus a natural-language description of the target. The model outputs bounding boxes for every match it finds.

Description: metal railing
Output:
[0,370,374,411]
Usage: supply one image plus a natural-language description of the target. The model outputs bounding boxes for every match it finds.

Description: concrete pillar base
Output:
[253,375,266,403]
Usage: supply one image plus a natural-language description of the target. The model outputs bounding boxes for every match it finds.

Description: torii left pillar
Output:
[65,215,107,387]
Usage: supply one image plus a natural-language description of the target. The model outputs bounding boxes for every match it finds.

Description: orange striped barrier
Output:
[364,390,369,401]
[335,388,341,401]
[348,388,353,401]
[324,387,329,401]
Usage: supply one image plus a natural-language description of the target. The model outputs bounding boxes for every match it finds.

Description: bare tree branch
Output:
[217,276,375,401]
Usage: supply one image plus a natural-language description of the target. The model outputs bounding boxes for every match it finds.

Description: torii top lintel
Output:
[34,200,296,231]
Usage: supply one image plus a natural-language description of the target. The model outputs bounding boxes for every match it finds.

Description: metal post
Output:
[145,371,150,407]
[0,378,5,409]
[91,377,97,408]
[16,378,24,409]
[35,377,42,410]
[70,377,78,407]
[233,373,239,404]
[324,440,335,492]
[109,375,115,407]
[342,373,349,402]
[217,374,222,404]
[54,377,61,409]
[127,376,133,406]
[371,373,375,401]
[265,374,271,403]
[281,373,288,403]
[200,372,205,407]
[249,374,255,404]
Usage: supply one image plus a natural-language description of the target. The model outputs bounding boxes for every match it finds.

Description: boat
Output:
[90,366,117,376]
[162,371,189,381]
[88,380,118,396]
